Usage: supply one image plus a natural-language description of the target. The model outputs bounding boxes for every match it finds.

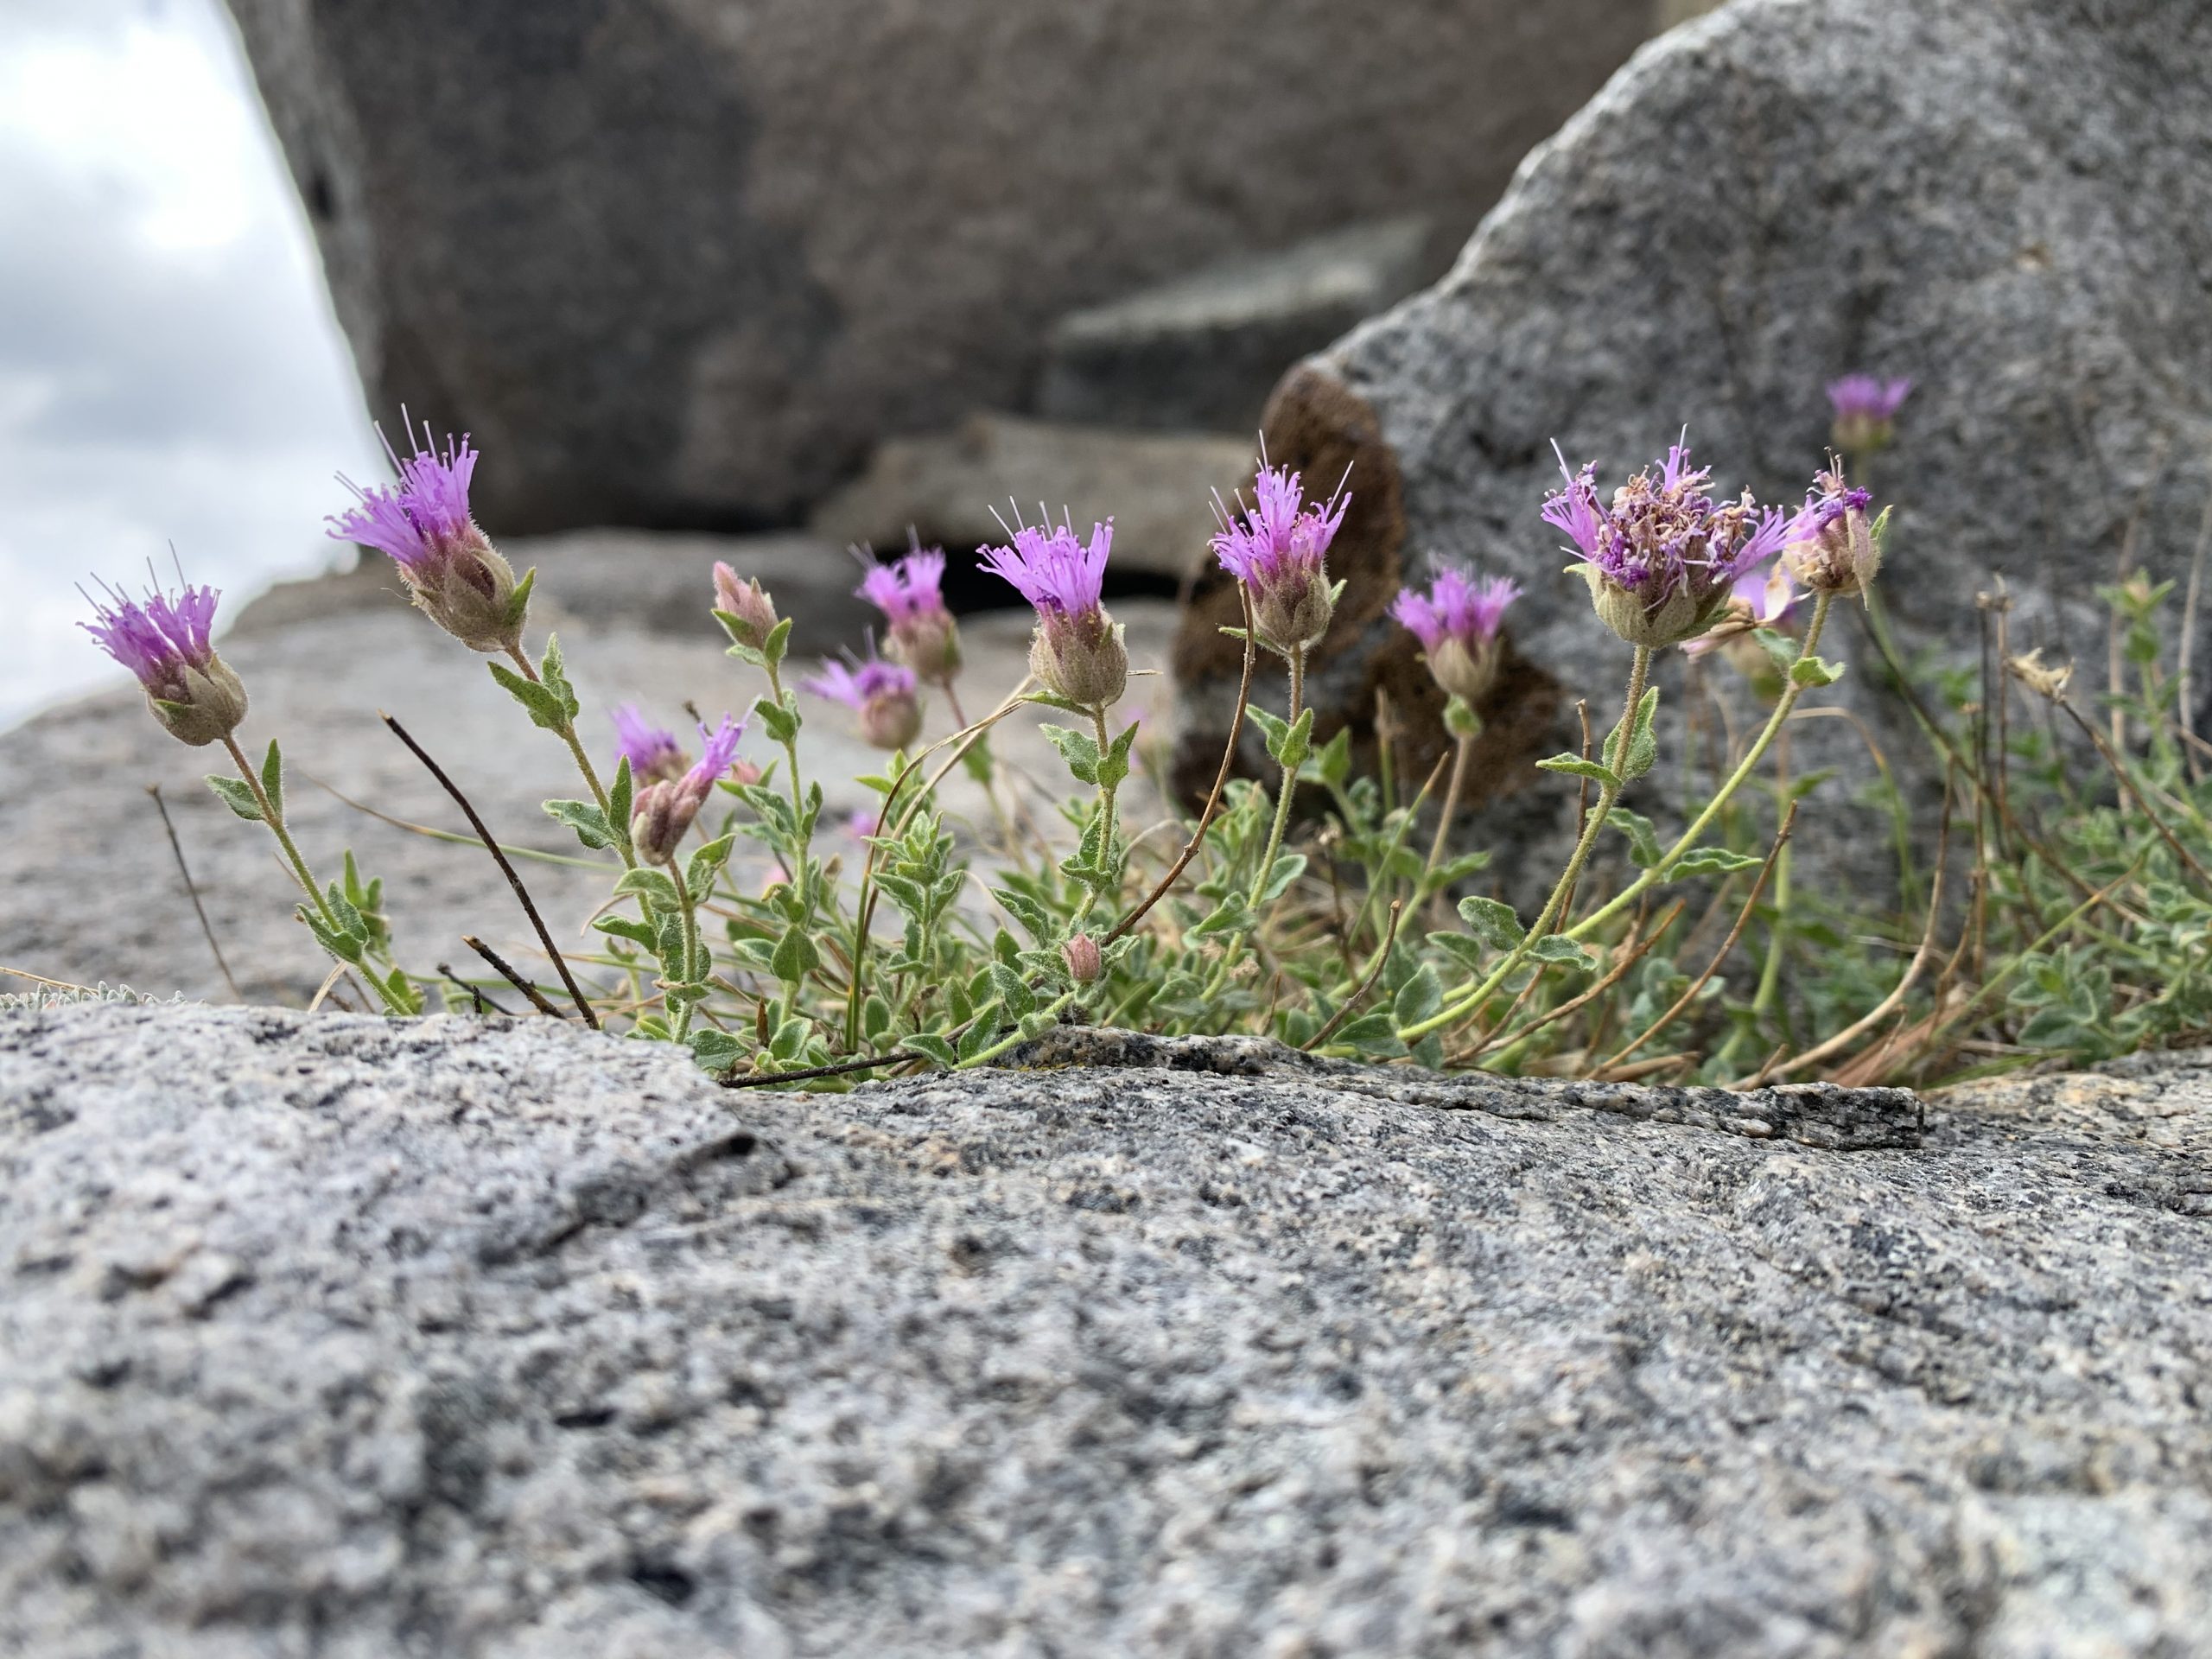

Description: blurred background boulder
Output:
[222,0,1665,533]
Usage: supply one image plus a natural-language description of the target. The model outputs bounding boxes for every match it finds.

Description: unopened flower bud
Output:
[887,607,963,685]
[713,563,780,649]
[1062,933,1103,983]
[629,715,745,862]
[1783,467,1883,599]
[804,653,924,751]
[153,655,251,747]
[860,683,923,751]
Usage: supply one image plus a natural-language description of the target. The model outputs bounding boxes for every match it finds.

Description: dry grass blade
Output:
[1598,805,1797,1078]
[1302,900,1402,1052]
[146,784,243,1002]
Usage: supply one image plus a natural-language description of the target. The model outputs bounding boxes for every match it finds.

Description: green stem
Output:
[505,645,632,869]
[1072,704,1123,925]
[1246,645,1306,908]
[668,860,702,1042]
[1425,729,1474,876]
[225,734,408,1014]
[1751,735,1793,1021]
[1401,645,1652,1046]
[955,992,1077,1070]
[1567,590,1836,944]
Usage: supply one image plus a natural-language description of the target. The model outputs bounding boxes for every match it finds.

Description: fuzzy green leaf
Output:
[900,1033,959,1069]
[769,922,821,984]
[1456,895,1525,950]
[205,774,264,822]
[258,740,284,819]
[614,867,681,909]
[544,798,613,851]
[1535,753,1621,787]
[1672,845,1765,878]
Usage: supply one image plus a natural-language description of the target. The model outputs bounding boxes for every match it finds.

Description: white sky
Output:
[0,0,377,730]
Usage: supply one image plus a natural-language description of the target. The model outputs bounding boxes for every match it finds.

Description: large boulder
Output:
[1171,0,2212,880]
[223,0,1659,530]
[7,1005,2212,1654]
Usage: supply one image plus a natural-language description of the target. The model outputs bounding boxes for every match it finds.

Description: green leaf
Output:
[204,774,264,822]
[1391,963,1443,1027]
[258,740,284,819]
[900,1033,958,1069]
[760,615,792,667]
[751,690,800,746]
[537,633,581,721]
[688,1030,745,1071]
[1609,809,1663,868]
[863,995,893,1042]
[1256,853,1306,906]
[988,963,1037,1018]
[769,922,820,984]
[1535,753,1621,787]
[1039,724,1101,785]
[487,661,573,733]
[956,1013,1003,1063]
[1789,653,1846,688]
[1329,1012,1405,1054]
[1751,627,1801,677]
[1616,685,1660,781]
[607,755,633,849]
[1427,931,1490,970]
[543,798,614,851]
[769,1017,810,1061]
[1529,935,1596,971]
[594,916,660,949]
[1188,892,1253,939]
[686,833,736,895]
[1095,721,1141,791]
[1308,727,1353,789]
[1672,846,1764,877]
[1251,705,1314,771]
[614,867,681,909]
[1457,895,1525,950]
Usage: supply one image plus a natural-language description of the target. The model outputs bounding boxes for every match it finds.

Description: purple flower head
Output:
[327,422,479,572]
[611,703,689,786]
[1542,435,1789,649]
[326,416,524,652]
[1783,464,1884,597]
[1827,375,1912,426]
[979,511,1112,620]
[1211,461,1351,655]
[1827,375,1912,454]
[630,714,745,862]
[688,715,745,789]
[82,568,249,747]
[1393,566,1520,704]
[804,649,922,749]
[858,538,961,683]
[979,508,1127,708]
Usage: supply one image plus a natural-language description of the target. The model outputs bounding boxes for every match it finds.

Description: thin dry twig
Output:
[145,784,243,1001]
[438,962,517,1018]
[1455,898,1687,1066]
[721,1051,915,1089]
[1302,900,1403,1052]
[463,934,566,1020]
[2181,487,2212,783]
[1599,804,1798,1076]
[383,712,598,1028]
[1108,584,1258,944]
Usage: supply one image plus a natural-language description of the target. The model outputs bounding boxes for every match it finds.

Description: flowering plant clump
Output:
[75,374,2209,1094]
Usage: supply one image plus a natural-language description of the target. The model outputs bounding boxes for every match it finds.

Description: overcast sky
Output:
[0,0,376,730]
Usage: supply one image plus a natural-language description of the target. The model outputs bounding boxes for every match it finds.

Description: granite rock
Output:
[4,1004,2212,1655]
[222,0,1655,528]
[1037,218,1437,435]
[1172,0,2212,891]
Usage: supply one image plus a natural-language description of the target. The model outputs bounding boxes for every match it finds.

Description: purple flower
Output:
[980,513,1112,619]
[978,511,1127,708]
[1394,567,1521,704]
[611,703,689,785]
[326,418,525,652]
[1682,563,1802,659]
[1783,465,1883,597]
[1827,375,1911,454]
[1211,461,1351,655]
[82,572,247,747]
[804,651,923,750]
[1542,435,1788,649]
[629,715,745,862]
[857,541,961,683]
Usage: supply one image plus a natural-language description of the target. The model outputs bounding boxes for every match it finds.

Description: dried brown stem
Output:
[721,1051,915,1089]
[1106,584,1258,944]
[1301,900,1402,1052]
[1459,898,1687,1066]
[1599,804,1798,1076]
[146,784,242,1002]
[462,934,566,1020]
[383,712,599,1028]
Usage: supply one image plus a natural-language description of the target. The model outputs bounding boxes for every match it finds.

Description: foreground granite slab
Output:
[3,1006,2209,1656]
